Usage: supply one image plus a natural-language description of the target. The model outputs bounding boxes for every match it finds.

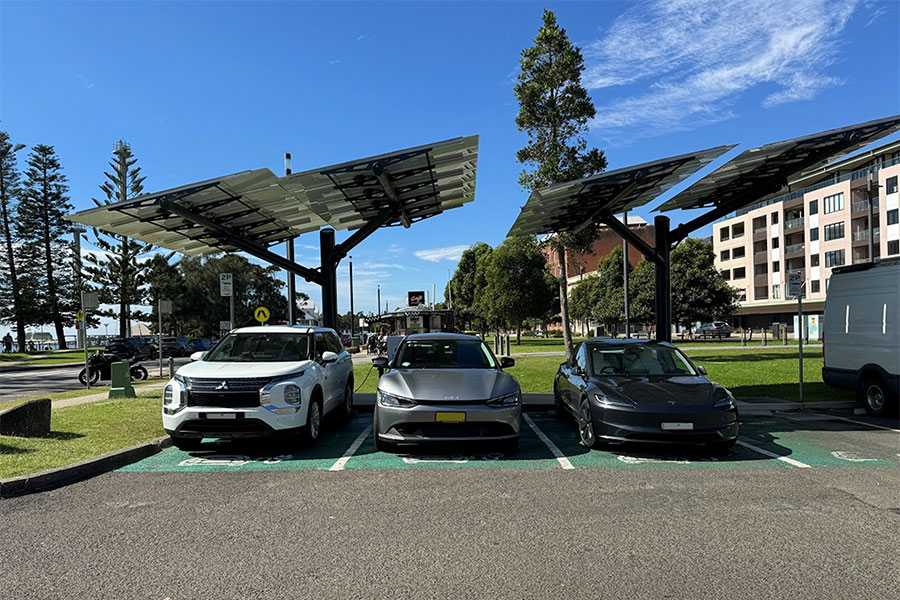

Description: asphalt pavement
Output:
[2,410,899,599]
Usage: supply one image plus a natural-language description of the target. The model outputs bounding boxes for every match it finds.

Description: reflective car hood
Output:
[600,376,716,406]
[379,368,518,402]
[176,360,312,378]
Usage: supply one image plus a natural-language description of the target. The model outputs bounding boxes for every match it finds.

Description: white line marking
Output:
[814,414,900,433]
[736,440,811,468]
[328,425,371,471]
[523,413,574,470]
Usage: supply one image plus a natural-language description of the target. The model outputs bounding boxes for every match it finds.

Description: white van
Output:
[822,258,899,416]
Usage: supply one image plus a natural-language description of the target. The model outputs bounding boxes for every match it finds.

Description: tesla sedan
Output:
[554,338,739,451]
[372,333,522,452]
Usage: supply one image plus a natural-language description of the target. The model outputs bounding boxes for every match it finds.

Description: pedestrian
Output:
[27,340,36,352]
[2,332,12,353]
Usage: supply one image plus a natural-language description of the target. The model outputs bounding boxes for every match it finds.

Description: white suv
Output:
[163,326,354,450]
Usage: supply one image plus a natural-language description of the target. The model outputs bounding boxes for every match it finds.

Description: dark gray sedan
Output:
[372,333,522,452]
[554,338,739,451]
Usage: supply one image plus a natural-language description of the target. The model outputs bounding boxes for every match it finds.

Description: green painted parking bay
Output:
[120,413,896,473]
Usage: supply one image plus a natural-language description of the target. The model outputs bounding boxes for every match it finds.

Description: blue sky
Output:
[2,0,898,332]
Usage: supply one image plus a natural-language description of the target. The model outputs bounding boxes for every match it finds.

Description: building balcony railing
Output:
[753,250,768,263]
[852,228,880,242]
[785,242,805,255]
[754,273,769,286]
[753,227,767,234]
[851,198,879,213]
[784,217,804,230]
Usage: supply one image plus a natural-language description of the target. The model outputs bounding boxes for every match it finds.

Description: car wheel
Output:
[860,374,894,416]
[299,397,322,446]
[341,380,354,419]
[171,436,203,451]
[578,398,602,449]
[130,365,148,380]
[78,368,101,386]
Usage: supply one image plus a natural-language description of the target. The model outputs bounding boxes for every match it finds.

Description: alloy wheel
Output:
[866,384,885,412]
[310,402,321,439]
[579,401,595,447]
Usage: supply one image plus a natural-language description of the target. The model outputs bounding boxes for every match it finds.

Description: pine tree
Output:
[515,9,607,360]
[83,140,151,338]
[18,144,76,349]
[0,131,28,351]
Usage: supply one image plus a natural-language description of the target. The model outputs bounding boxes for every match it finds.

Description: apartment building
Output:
[714,140,900,328]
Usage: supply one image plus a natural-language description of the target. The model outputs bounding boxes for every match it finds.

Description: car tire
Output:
[578,398,604,449]
[299,396,322,446]
[340,380,354,419]
[171,436,203,451]
[860,374,894,416]
[554,387,568,421]
[373,411,394,452]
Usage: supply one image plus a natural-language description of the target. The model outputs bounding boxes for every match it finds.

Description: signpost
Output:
[77,292,99,389]
[788,270,805,403]
[255,306,270,324]
[220,273,234,332]
[159,299,172,377]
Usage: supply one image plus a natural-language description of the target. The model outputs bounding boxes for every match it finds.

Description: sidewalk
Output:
[53,381,168,409]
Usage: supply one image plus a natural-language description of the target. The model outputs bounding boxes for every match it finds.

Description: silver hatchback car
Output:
[372,333,522,452]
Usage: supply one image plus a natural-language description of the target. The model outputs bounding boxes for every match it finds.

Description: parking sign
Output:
[788,271,804,298]
[220,273,233,297]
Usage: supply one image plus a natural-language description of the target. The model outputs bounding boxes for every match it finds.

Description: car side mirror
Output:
[321,351,338,364]
[372,356,389,369]
[190,351,206,362]
[696,365,707,375]
[500,357,515,368]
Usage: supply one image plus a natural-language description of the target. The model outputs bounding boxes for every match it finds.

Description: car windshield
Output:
[589,344,696,377]
[204,333,311,362]
[395,338,497,369]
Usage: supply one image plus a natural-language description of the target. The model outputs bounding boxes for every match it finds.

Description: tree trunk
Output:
[516,326,521,345]
[0,199,26,351]
[557,245,574,361]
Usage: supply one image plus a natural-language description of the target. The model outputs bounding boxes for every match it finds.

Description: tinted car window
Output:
[327,333,344,354]
[589,344,696,376]
[395,339,496,369]
[205,333,311,362]
[314,333,328,360]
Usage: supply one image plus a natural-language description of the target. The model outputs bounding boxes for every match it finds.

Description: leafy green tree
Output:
[628,258,656,326]
[0,132,28,350]
[145,253,182,334]
[569,274,601,330]
[568,246,633,336]
[445,242,492,332]
[83,140,151,338]
[476,236,557,343]
[515,9,607,360]
[17,144,76,348]
[670,238,739,331]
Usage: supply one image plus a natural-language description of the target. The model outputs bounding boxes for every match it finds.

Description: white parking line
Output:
[814,414,900,433]
[328,425,372,471]
[523,414,574,470]
[736,440,811,468]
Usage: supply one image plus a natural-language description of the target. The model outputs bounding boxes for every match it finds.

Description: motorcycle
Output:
[78,352,149,385]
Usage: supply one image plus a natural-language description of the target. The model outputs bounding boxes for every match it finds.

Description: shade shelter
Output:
[68,136,479,330]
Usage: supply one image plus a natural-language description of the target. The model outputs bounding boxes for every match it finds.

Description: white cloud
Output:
[413,245,468,263]
[584,0,864,139]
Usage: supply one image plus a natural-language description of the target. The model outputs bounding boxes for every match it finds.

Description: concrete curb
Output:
[0,435,172,499]
[0,361,84,373]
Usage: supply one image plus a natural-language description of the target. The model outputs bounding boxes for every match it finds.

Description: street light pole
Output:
[349,255,355,338]
[623,211,630,338]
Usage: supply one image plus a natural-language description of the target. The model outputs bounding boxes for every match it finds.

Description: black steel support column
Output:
[286,239,295,324]
[320,228,338,330]
[654,215,672,343]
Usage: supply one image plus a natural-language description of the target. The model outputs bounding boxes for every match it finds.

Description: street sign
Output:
[220,321,232,331]
[76,309,84,322]
[159,299,173,314]
[407,290,425,306]
[83,291,99,310]
[254,306,270,323]
[220,273,233,297]
[788,271,804,298]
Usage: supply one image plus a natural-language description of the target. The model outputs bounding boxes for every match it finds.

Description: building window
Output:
[809,200,818,215]
[732,246,746,259]
[771,237,779,249]
[720,226,730,241]
[733,267,746,279]
[824,222,845,241]
[721,269,731,280]
[811,280,820,293]
[825,249,845,268]
[720,249,730,261]
[772,260,780,272]
[771,212,779,224]
[824,192,844,214]
[888,240,900,256]
[887,176,898,195]
[887,209,899,226]
[732,223,745,238]
[811,254,820,267]
[772,284,780,299]
[809,227,819,241]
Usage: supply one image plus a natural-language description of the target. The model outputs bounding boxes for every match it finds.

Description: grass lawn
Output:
[0,347,104,366]
[0,391,165,480]
[0,379,164,411]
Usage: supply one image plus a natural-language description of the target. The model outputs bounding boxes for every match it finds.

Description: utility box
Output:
[108,362,136,399]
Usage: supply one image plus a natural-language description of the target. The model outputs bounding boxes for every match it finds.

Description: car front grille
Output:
[185,377,275,393]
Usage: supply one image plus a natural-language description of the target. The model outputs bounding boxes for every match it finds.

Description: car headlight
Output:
[486,391,521,407]
[593,392,633,408]
[163,383,185,414]
[283,384,301,405]
[713,388,736,408]
[378,391,417,408]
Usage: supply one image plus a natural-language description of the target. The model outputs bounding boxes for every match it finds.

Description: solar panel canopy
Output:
[658,115,900,212]
[68,135,478,256]
[506,145,734,237]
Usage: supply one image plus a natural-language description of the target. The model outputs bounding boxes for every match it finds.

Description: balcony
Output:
[785,242,805,256]
[753,227,768,241]
[784,217,804,231]
[754,273,769,286]
[753,250,768,263]
[851,198,879,214]
[852,228,880,244]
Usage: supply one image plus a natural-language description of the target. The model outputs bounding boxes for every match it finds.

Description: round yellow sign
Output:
[254,306,270,323]
[76,310,84,322]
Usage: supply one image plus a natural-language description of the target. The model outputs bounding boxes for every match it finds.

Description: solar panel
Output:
[658,115,900,213]
[67,136,479,256]
[506,145,734,237]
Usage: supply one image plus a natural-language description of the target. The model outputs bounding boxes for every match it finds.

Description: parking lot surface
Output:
[2,410,899,599]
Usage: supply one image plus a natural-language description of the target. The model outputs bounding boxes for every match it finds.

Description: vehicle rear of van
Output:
[822,259,900,415]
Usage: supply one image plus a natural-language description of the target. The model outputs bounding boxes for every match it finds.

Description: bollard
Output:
[741,329,746,346]
[504,334,510,356]
[783,327,788,346]
[168,356,175,379]
[762,328,767,346]
[494,335,499,355]
[108,362,136,399]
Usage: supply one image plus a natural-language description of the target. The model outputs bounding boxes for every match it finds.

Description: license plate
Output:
[206,413,237,420]
[435,412,466,423]
[661,422,693,431]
